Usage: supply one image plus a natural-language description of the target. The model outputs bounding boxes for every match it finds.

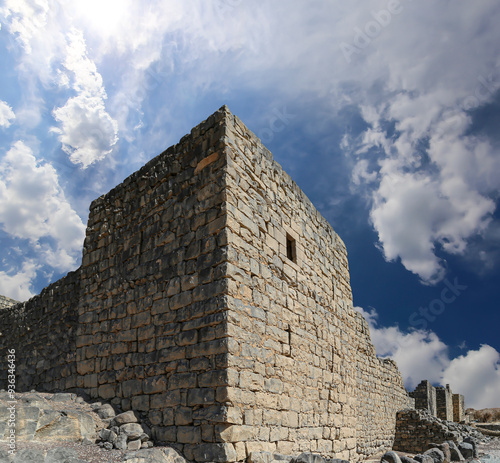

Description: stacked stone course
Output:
[0,272,79,391]
[0,106,414,462]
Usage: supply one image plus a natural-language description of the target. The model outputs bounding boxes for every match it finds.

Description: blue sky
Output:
[0,1,499,408]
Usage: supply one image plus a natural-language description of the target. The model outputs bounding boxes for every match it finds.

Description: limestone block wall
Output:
[436,386,453,421]
[0,108,234,462]
[410,380,437,417]
[222,111,412,462]
[353,316,415,460]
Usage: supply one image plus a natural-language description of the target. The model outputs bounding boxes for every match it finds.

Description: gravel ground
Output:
[478,438,500,463]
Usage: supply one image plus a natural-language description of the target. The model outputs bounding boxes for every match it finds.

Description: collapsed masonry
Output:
[0,106,417,462]
[392,409,482,454]
[409,380,465,423]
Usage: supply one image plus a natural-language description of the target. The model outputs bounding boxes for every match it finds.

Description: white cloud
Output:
[0,100,15,128]
[0,140,86,271]
[0,260,37,301]
[442,345,500,409]
[0,0,49,54]
[357,108,500,284]
[52,94,118,168]
[356,306,500,409]
[2,1,500,290]
[51,29,118,168]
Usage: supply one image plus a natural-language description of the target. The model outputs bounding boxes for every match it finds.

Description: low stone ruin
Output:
[393,408,484,454]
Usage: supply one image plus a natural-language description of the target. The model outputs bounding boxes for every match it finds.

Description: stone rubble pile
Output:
[393,408,484,454]
[381,437,480,463]
[94,406,153,450]
[247,451,349,463]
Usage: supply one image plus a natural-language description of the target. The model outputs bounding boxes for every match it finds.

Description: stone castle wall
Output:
[0,106,413,462]
[1,109,233,462]
[74,109,233,462]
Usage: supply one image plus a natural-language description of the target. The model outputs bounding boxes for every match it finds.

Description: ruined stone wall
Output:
[222,111,412,462]
[452,394,465,423]
[393,409,460,454]
[410,380,437,417]
[436,386,453,421]
[0,271,80,391]
[393,408,482,454]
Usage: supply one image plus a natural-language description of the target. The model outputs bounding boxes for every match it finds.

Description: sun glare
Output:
[74,0,131,36]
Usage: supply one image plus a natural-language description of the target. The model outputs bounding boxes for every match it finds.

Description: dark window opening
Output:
[286,325,292,358]
[286,234,296,263]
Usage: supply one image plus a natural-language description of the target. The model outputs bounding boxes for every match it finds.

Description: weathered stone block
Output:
[150,390,181,409]
[191,443,237,463]
[178,426,202,444]
[187,388,215,406]
[143,375,167,395]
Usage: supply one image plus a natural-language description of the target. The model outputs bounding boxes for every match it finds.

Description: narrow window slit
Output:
[286,234,296,263]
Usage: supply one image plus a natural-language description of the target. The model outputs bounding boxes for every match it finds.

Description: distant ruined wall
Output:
[0,106,413,462]
[436,385,453,422]
[410,380,437,417]
[452,394,465,423]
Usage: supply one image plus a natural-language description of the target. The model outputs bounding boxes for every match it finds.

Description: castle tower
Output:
[0,107,412,462]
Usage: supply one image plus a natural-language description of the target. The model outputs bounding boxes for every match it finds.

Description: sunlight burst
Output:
[73,0,131,36]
